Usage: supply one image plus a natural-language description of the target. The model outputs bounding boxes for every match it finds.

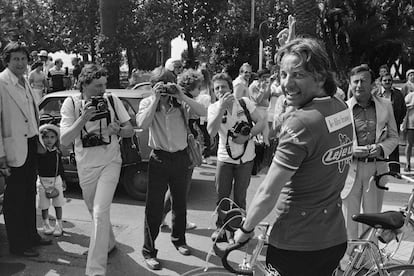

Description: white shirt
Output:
[60,93,130,167]
[208,97,256,164]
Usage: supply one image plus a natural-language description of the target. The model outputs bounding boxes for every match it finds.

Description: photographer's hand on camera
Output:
[219,92,234,112]
[107,120,121,136]
[80,102,98,123]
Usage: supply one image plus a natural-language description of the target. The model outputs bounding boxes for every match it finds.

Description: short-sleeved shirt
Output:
[138,97,188,152]
[208,97,256,164]
[60,93,130,167]
[270,96,353,251]
[29,70,46,90]
[48,67,65,92]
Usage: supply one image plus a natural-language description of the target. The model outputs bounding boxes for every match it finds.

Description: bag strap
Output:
[39,152,59,189]
[225,99,250,160]
[106,93,119,121]
[178,105,191,135]
[239,98,253,127]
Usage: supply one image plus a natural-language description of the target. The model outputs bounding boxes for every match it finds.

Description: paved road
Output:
[0,158,413,276]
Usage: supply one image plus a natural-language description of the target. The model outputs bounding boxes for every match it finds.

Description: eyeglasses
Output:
[243,71,252,74]
[92,71,107,79]
[382,79,392,83]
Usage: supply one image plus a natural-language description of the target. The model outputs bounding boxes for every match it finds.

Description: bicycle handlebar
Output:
[374,171,401,190]
[213,238,253,276]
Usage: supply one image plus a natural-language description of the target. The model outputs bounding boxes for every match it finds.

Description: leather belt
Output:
[356,157,385,163]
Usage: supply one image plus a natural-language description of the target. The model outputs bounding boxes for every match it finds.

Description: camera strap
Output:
[225,99,251,160]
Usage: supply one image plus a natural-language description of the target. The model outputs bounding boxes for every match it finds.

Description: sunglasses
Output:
[92,71,107,79]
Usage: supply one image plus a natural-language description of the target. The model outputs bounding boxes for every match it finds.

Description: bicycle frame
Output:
[342,238,388,276]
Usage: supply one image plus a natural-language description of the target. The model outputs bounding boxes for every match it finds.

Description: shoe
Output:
[34,237,52,246]
[175,244,191,256]
[145,257,161,270]
[43,223,53,235]
[53,224,63,237]
[11,248,39,257]
[186,222,197,230]
[211,229,227,243]
[160,220,169,229]
[405,164,411,172]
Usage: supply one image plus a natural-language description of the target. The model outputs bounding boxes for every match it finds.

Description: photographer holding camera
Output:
[136,68,206,270]
[207,73,265,242]
[60,64,133,276]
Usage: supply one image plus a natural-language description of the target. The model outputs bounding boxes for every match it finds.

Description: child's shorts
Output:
[37,176,65,210]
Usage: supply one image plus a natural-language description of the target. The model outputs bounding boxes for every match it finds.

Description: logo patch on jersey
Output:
[280,124,300,143]
[325,109,352,133]
[322,134,353,173]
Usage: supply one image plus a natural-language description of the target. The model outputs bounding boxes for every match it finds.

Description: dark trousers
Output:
[142,149,190,259]
[389,144,400,172]
[3,136,41,253]
[265,242,347,276]
[163,167,193,217]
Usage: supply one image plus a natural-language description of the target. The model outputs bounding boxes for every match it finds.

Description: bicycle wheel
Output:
[368,264,414,275]
[359,218,414,264]
[181,267,235,275]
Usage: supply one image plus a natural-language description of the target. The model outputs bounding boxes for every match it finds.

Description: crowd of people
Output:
[1,19,414,276]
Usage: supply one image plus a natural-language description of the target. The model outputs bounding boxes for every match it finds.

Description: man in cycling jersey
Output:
[235,38,354,276]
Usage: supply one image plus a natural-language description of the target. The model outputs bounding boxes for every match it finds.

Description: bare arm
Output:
[207,92,234,137]
[235,162,295,241]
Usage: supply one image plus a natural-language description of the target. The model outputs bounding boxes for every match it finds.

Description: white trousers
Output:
[78,160,121,276]
[342,161,387,240]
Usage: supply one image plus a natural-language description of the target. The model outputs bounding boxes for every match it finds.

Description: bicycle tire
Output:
[367,264,414,275]
[181,266,237,275]
[359,218,414,264]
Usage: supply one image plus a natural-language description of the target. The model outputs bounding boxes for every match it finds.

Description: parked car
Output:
[38,86,153,201]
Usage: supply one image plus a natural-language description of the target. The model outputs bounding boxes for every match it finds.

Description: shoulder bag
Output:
[107,94,142,169]
[179,106,203,169]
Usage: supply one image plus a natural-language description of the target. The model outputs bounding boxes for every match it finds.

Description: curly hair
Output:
[78,64,107,92]
[177,69,204,94]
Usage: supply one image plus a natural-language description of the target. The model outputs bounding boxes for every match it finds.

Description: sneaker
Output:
[43,223,53,235]
[160,220,169,229]
[145,257,161,270]
[53,224,63,237]
[186,222,197,230]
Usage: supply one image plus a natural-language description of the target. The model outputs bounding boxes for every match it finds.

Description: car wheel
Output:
[121,163,148,201]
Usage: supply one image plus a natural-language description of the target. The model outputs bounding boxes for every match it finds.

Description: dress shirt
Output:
[353,100,377,146]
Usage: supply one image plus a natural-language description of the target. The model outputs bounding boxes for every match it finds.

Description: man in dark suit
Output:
[373,73,407,172]
[0,42,51,257]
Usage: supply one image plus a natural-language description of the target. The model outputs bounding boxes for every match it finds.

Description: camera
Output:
[88,96,109,121]
[158,83,179,96]
[229,121,251,138]
[81,132,110,148]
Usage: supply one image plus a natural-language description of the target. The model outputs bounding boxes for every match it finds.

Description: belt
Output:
[356,157,385,163]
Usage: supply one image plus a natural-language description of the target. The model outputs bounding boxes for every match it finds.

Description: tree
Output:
[293,0,318,37]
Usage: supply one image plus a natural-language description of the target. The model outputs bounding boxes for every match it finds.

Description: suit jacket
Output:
[0,68,40,167]
[373,87,407,126]
[341,95,399,199]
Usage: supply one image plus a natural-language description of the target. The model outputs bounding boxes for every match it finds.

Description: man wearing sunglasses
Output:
[60,64,134,276]
[373,73,406,172]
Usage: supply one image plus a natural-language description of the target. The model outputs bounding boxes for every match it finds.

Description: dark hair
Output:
[177,69,203,94]
[212,73,233,91]
[2,41,30,64]
[275,38,337,96]
[257,69,271,78]
[54,58,63,65]
[349,64,375,84]
[380,73,393,82]
[78,64,107,92]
